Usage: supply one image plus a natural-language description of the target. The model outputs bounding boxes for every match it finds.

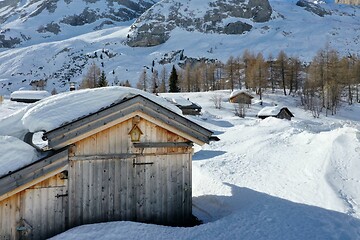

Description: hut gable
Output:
[229,90,254,105]
[257,106,294,120]
[0,92,214,239]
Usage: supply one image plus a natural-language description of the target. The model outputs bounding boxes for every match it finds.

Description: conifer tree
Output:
[169,65,180,92]
[97,70,108,87]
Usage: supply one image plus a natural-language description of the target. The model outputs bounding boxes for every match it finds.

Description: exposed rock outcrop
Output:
[127,0,273,47]
[296,0,331,17]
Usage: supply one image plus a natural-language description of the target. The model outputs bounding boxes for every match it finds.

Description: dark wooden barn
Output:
[0,94,214,240]
[162,95,202,115]
[257,106,294,120]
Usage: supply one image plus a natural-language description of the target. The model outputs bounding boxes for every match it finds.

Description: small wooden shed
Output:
[10,90,51,103]
[162,96,202,116]
[0,94,214,240]
[257,106,294,120]
[229,90,254,105]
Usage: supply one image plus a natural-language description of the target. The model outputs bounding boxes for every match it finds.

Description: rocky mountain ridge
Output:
[0,0,359,96]
[128,0,273,47]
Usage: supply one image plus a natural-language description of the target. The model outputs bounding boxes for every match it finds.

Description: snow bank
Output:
[0,107,30,140]
[0,136,40,177]
[21,86,182,132]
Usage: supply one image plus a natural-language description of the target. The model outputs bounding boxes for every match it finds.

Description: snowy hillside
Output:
[1,88,360,239]
[0,0,359,96]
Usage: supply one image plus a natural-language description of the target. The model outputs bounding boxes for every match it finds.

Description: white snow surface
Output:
[1,89,360,239]
[10,90,50,100]
[0,135,40,177]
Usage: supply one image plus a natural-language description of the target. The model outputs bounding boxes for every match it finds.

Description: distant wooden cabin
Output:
[10,90,50,103]
[0,94,214,240]
[163,96,202,115]
[257,106,294,120]
[229,90,254,105]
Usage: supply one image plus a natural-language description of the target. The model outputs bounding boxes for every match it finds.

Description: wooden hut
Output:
[10,90,50,103]
[257,106,294,120]
[0,94,214,240]
[162,95,202,115]
[229,90,254,105]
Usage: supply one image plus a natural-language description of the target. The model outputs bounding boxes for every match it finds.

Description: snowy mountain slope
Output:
[0,0,359,96]
[0,0,158,48]
[2,89,346,239]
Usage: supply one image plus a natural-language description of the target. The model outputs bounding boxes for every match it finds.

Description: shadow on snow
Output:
[193,183,360,240]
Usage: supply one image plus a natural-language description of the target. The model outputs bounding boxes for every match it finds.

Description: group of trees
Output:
[146,47,359,116]
[302,48,360,116]
[79,62,108,89]
[79,47,360,117]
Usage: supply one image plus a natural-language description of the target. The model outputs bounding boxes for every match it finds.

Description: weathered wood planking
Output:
[72,118,190,157]
[68,153,191,226]
[66,117,192,226]
[0,174,67,240]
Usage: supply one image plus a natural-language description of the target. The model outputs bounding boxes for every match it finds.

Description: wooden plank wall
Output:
[0,174,67,240]
[69,117,193,226]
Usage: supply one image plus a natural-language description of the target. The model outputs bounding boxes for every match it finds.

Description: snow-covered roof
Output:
[0,136,40,177]
[169,97,193,107]
[10,90,51,101]
[257,106,292,117]
[229,90,253,99]
[161,94,194,107]
[8,87,181,134]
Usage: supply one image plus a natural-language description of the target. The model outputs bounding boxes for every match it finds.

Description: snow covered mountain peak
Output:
[0,0,158,48]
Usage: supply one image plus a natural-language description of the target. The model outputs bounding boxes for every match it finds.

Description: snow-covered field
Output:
[1,89,360,239]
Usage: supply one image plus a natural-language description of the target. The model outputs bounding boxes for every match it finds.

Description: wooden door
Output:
[133,156,156,223]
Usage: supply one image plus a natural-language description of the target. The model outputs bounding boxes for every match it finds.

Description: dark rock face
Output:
[127,0,273,47]
[0,35,21,48]
[296,0,331,17]
[223,22,253,35]
[37,22,61,34]
[60,8,99,26]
